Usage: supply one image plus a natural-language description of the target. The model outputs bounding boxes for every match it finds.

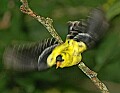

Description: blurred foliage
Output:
[0,0,120,93]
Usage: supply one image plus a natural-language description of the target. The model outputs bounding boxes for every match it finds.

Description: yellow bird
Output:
[47,39,87,68]
[47,8,109,69]
[3,8,109,71]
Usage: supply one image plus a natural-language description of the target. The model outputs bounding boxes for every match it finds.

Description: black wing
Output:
[67,8,109,49]
[3,38,58,71]
[86,8,109,41]
[67,20,87,39]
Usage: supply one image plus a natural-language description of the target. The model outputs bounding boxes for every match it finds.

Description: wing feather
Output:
[3,38,58,71]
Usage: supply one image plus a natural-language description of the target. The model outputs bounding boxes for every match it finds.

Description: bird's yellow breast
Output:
[47,39,87,68]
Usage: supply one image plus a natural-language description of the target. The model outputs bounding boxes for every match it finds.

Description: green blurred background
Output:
[0,0,120,93]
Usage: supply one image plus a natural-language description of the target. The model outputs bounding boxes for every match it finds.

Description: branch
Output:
[78,62,109,93]
[20,0,63,44]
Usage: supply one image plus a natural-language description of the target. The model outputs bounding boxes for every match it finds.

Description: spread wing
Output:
[67,8,109,49]
[3,38,58,71]
[86,8,109,41]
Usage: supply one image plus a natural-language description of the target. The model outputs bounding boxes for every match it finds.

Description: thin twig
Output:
[20,0,63,44]
[78,62,109,93]
[19,0,109,93]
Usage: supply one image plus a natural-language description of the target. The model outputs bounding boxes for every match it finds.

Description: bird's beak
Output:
[56,61,61,69]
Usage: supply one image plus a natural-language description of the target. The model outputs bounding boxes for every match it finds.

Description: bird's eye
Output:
[68,40,70,44]
[56,55,64,62]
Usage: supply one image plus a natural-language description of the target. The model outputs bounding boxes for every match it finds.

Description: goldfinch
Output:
[3,8,109,71]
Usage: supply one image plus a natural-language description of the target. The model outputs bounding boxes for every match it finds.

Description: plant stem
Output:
[78,62,109,93]
[20,0,63,44]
